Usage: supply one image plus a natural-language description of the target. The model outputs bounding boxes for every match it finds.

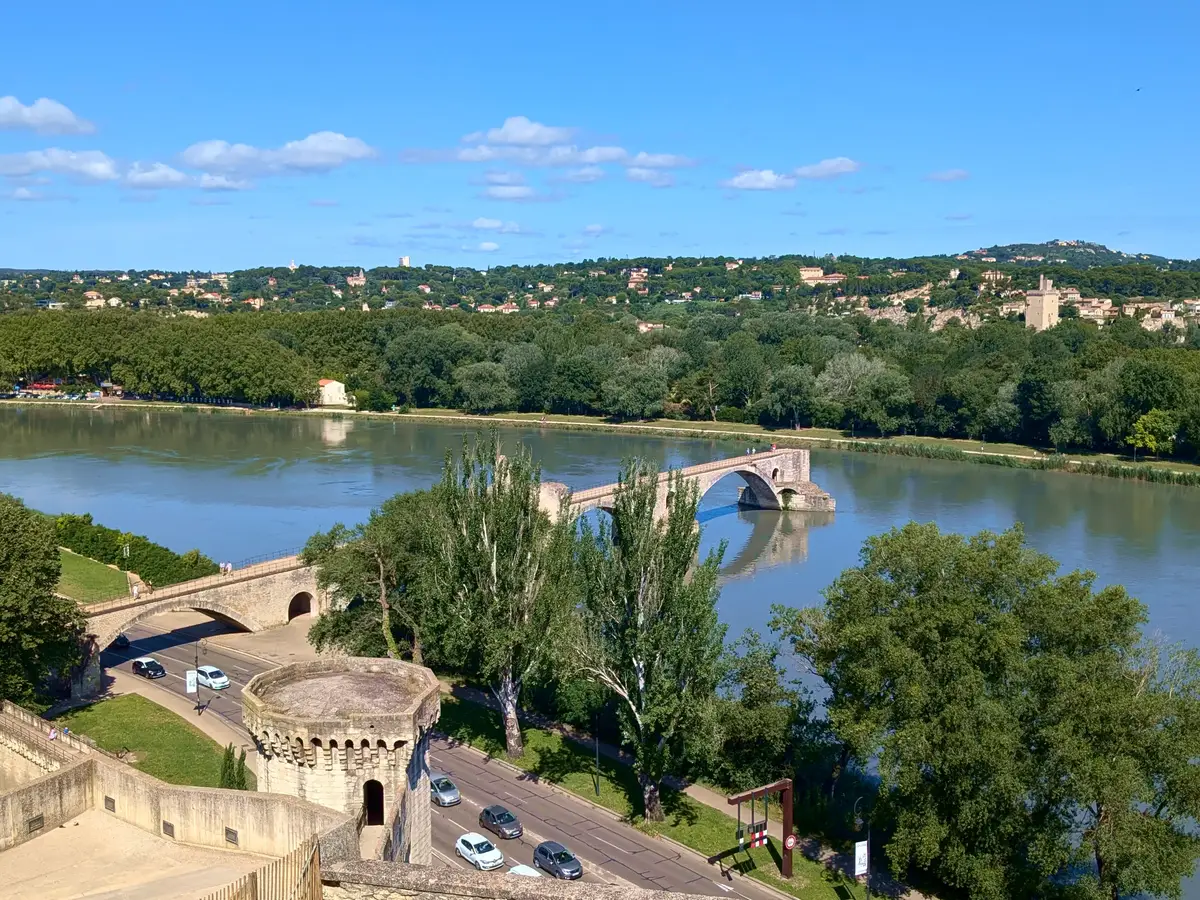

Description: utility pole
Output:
[193,639,208,714]
[854,796,870,900]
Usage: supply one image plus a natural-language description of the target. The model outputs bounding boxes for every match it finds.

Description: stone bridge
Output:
[539,447,834,522]
[76,556,322,695]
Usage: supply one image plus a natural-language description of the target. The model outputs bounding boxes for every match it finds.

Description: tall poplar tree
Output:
[571,461,726,821]
[430,432,574,758]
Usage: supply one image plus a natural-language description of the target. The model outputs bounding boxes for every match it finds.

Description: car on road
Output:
[479,804,523,839]
[455,832,505,871]
[195,665,230,690]
[533,841,583,880]
[430,773,460,807]
[507,864,542,878]
[132,657,166,679]
[113,634,130,649]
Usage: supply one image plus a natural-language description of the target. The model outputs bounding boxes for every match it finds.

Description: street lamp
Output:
[194,639,208,714]
[853,796,870,900]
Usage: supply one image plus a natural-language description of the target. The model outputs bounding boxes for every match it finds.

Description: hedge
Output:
[55,514,218,587]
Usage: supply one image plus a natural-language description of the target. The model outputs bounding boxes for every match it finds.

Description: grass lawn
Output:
[57,547,129,603]
[437,697,864,900]
[54,694,255,790]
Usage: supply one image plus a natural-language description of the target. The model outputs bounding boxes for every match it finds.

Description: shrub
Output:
[55,514,218,586]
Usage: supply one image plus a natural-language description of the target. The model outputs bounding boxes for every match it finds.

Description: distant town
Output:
[2,239,1199,337]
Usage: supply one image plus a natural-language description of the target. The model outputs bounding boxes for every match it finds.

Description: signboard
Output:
[784,834,798,851]
[854,840,869,878]
[185,670,198,694]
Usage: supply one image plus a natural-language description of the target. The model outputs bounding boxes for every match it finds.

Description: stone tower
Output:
[242,657,440,864]
[1025,274,1060,332]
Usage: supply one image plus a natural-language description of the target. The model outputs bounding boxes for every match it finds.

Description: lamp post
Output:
[594,713,601,797]
[194,639,208,714]
[853,796,870,900]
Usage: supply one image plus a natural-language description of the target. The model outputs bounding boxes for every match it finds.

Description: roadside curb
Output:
[431,732,803,900]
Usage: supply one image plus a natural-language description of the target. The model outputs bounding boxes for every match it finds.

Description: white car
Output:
[455,832,505,871]
[507,864,542,878]
[196,665,230,690]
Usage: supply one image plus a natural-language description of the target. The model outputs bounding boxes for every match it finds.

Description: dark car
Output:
[132,657,166,679]
[479,804,523,839]
[113,634,131,649]
[533,841,583,880]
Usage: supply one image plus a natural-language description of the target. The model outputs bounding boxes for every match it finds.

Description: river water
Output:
[2,404,1198,651]
[3,404,1199,893]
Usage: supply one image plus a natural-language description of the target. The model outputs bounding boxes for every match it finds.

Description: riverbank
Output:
[7,397,1200,487]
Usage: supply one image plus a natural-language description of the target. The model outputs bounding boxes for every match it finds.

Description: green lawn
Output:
[437,697,863,900]
[54,694,255,789]
[57,547,129,603]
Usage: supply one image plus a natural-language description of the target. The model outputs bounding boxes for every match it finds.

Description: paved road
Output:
[105,621,777,899]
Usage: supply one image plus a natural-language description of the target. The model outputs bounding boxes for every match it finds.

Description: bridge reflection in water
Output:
[700,504,836,580]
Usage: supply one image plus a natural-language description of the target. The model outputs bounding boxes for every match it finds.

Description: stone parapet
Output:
[323,860,692,900]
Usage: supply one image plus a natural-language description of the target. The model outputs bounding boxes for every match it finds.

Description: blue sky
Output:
[2,0,1197,270]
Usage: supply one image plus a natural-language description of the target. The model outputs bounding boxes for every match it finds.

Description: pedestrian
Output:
[132,583,140,600]
[62,727,69,737]
[48,727,58,741]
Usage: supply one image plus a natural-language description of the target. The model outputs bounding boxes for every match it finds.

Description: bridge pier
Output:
[737,482,782,511]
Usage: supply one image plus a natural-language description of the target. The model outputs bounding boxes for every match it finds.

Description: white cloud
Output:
[126,162,191,189]
[583,224,606,236]
[626,167,674,187]
[563,165,605,183]
[484,170,525,185]
[180,131,375,177]
[723,169,796,190]
[457,144,627,167]
[0,96,94,135]
[465,116,575,146]
[198,173,252,191]
[795,157,860,179]
[628,151,691,168]
[478,241,500,252]
[0,148,118,182]
[471,216,522,233]
[926,168,969,182]
[483,184,536,201]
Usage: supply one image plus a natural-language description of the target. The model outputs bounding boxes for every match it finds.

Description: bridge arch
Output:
[93,598,268,653]
[288,591,314,621]
[697,466,783,511]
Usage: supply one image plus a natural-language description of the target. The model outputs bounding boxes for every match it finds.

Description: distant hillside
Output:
[955,240,1196,270]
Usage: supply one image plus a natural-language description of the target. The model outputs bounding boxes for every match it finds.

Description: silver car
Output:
[430,772,461,807]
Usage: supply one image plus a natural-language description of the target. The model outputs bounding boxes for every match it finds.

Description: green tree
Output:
[774,522,1200,900]
[234,748,249,790]
[571,461,726,821]
[454,361,516,414]
[428,432,576,758]
[1125,407,1178,459]
[601,359,667,420]
[302,491,438,663]
[0,493,85,703]
[218,744,236,788]
[718,332,766,409]
[762,364,816,428]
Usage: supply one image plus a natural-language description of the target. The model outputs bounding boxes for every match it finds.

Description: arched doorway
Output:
[363,779,385,826]
[287,592,313,621]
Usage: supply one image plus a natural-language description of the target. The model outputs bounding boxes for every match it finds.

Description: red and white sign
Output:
[784,834,798,851]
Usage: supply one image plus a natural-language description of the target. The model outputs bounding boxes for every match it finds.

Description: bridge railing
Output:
[570,449,792,503]
[83,550,305,616]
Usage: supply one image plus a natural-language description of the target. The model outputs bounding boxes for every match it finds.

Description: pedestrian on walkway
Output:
[48,727,58,741]
[132,583,140,600]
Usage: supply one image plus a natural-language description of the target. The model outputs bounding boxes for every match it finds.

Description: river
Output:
[2,404,1198,651]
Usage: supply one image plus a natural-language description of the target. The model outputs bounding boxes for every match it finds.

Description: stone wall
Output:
[0,758,94,851]
[92,753,350,857]
[323,861,691,900]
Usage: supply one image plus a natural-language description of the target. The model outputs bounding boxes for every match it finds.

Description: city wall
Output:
[322,860,690,900]
[0,757,93,851]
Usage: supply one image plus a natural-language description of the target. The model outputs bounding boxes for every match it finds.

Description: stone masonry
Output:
[243,658,441,865]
